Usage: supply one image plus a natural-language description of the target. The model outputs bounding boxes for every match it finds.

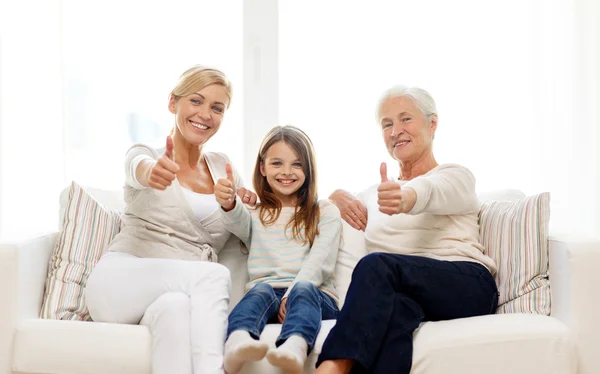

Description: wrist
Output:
[401,188,417,213]
[221,199,236,212]
[141,160,155,187]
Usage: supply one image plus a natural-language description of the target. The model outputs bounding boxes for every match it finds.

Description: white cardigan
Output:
[106,144,244,261]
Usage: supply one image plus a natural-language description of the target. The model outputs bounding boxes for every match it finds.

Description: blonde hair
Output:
[253,126,320,247]
[170,65,233,108]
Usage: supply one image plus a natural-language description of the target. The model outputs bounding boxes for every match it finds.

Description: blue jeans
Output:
[317,253,499,374]
[227,281,339,353]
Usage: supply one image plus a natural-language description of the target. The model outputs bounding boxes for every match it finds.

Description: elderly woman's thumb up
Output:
[146,136,180,191]
[378,162,417,215]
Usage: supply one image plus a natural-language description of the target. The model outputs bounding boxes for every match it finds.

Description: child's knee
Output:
[289,281,319,297]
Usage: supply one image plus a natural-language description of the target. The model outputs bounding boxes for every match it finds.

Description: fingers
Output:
[380,162,388,182]
[343,214,363,231]
[247,192,258,206]
[237,188,258,206]
[148,161,177,190]
[165,136,174,161]
[378,190,403,216]
[278,299,287,323]
[379,206,400,215]
[215,180,235,198]
[225,163,235,184]
[358,202,368,221]
[352,202,368,229]
[343,204,368,231]
[149,174,172,189]
[153,163,177,182]
[237,187,250,203]
[157,156,180,174]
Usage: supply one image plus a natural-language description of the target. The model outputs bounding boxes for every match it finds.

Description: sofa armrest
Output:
[0,233,58,374]
[549,234,600,374]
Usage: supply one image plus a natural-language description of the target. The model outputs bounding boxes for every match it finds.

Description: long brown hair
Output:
[252,126,320,247]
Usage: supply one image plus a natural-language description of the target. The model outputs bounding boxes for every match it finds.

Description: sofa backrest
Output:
[58,185,525,309]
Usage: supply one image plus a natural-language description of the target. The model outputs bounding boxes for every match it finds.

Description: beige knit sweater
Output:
[361,163,497,275]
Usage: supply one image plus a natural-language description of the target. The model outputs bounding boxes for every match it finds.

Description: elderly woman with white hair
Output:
[315,86,499,374]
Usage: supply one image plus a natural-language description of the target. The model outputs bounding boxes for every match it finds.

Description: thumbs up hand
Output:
[147,136,180,190]
[377,162,418,215]
[215,163,237,211]
[377,162,404,215]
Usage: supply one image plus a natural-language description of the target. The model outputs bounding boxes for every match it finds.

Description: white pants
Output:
[86,251,231,374]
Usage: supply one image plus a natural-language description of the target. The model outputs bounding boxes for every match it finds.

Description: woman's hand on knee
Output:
[329,189,368,231]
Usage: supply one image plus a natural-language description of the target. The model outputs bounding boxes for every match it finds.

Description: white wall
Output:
[0,0,598,240]
[0,0,65,241]
[242,0,280,185]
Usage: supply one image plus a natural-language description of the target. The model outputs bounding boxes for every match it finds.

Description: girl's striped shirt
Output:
[221,198,341,303]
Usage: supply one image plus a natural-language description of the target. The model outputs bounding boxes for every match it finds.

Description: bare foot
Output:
[315,359,355,374]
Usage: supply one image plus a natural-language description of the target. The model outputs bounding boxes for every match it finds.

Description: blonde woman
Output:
[85,65,256,374]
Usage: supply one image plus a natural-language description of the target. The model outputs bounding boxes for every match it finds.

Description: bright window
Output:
[61,0,244,189]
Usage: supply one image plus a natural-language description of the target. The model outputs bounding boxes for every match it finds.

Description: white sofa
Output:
[1,187,599,374]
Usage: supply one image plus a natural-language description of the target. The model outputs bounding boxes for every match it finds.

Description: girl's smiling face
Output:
[260,140,306,207]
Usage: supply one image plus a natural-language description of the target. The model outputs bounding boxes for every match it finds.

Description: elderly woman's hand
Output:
[329,190,368,231]
[378,162,417,215]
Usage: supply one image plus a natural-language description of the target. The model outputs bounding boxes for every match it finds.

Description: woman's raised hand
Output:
[215,163,237,211]
[377,162,417,215]
[377,162,404,215]
[329,189,368,231]
[147,136,180,190]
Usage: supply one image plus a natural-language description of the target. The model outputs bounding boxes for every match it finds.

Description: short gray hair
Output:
[376,85,438,123]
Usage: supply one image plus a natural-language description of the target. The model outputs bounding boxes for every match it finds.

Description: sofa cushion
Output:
[13,319,151,374]
[41,182,122,320]
[14,314,574,374]
[479,192,551,314]
[411,314,576,374]
[333,221,367,307]
[58,185,125,230]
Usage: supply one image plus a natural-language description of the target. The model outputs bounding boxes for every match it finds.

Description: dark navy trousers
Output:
[317,253,499,374]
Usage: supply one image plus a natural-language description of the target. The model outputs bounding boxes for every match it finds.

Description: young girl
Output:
[214,125,342,374]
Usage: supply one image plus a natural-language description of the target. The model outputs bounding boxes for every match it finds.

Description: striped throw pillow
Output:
[40,181,122,320]
[478,192,551,315]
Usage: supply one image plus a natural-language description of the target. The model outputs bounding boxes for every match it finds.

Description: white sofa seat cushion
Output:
[13,319,151,374]
[13,314,576,374]
[237,314,576,374]
[412,314,577,374]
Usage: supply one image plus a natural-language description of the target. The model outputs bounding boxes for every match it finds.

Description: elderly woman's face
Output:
[379,96,437,162]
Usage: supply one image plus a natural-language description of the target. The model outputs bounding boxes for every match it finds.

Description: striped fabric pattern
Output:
[245,208,340,302]
[40,181,121,321]
[478,192,551,315]
[221,200,341,303]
